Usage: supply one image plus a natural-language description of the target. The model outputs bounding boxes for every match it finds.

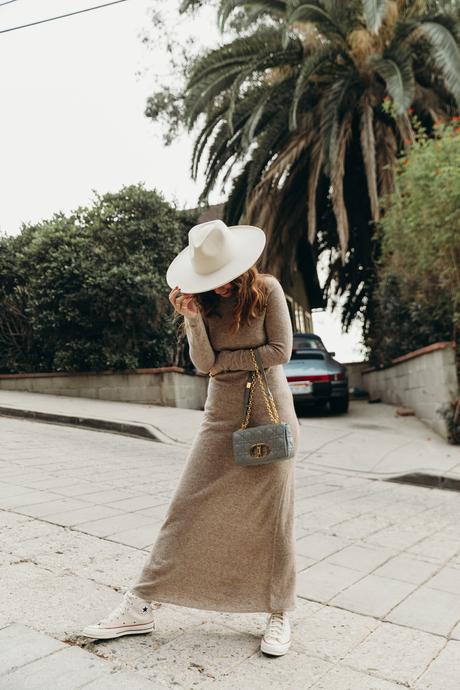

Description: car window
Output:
[293,336,326,351]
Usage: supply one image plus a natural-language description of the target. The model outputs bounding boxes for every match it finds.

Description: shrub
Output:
[0,184,195,373]
[367,118,460,368]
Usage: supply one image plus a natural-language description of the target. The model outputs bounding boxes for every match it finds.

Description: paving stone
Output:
[9,528,145,588]
[0,516,59,551]
[0,491,65,510]
[2,644,111,689]
[297,562,363,602]
[364,526,430,551]
[189,644,333,689]
[293,604,378,663]
[0,566,123,640]
[81,670,166,689]
[46,482,103,497]
[104,495,168,513]
[372,554,439,585]
[423,566,460,595]
[14,497,91,518]
[385,586,460,636]
[310,664,408,690]
[326,544,396,573]
[0,623,65,674]
[43,504,123,527]
[331,574,416,617]
[296,554,316,572]
[407,535,460,563]
[109,523,162,549]
[414,640,460,690]
[331,514,392,541]
[130,621,263,687]
[75,512,157,538]
[296,533,349,560]
[76,488,145,504]
[343,621,444,685]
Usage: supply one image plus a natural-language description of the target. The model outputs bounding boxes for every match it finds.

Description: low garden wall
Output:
[0,367,209,411]
[362,342,458,440]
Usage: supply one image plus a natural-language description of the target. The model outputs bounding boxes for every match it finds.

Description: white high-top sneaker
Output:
[260,611,291,656]
[81,590,155,639]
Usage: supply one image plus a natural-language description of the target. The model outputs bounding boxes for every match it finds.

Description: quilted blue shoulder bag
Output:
[232,348,295,466]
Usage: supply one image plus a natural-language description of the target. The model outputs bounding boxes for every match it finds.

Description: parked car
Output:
[283,332,349,413]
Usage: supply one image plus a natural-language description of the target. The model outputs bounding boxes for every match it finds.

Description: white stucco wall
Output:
[362,342,458,440]
[0,368,209,411]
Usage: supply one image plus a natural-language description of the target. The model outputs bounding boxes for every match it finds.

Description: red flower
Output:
[451,115,460,122]
[404,138,412,146]
[407,107,414,115]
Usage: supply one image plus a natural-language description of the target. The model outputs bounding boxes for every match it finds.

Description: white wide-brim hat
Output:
[166,219,266,294]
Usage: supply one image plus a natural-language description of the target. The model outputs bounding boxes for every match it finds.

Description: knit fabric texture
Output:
[131,274,300,613]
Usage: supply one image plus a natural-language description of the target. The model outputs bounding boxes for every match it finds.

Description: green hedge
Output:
[367,119,460,368]
[0,184,195,373]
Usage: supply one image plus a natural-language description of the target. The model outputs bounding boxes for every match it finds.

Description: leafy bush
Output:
[367,118,460,368]
[0,184,195,373]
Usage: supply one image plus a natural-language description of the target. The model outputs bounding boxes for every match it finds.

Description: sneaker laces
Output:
[98,591,140,625]
[266,612,285,640]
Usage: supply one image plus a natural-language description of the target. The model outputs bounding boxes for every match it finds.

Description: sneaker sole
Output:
[260,638,291,656]
[81,622,154,639]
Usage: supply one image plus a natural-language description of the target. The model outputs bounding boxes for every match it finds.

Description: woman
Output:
[81,219,300,656]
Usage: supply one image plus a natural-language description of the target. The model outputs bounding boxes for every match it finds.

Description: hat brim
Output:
[166,225,266,294]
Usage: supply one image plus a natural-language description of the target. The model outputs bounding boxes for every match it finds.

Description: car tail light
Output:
[287,372,344,382]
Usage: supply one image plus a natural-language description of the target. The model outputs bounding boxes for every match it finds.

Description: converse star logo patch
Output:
[143,606,148,612]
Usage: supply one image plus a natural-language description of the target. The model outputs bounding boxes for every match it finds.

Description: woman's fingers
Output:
[169,286,197,316]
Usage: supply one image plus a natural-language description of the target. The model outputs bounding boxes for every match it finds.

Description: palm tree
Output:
[179,0,460,328]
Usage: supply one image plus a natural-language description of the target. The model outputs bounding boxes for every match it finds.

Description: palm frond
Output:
[418,19,460,104]
[185,66,245,127]
[187,28,289,89]
[246,108,291,195]
[286,1,346,42]
[307,134,323,244]
[330,112,352,261]
[373,48,415,114]
[359,96,380,223]
[289,46,340,130]
[191,99,234,178]
[241,76,297,148]
[374,119,397,199]
[363,0,387,33]
[217,0,287,30]
[320,68,358,174]
[224,163,252,224]
[258,126,314,187]
[226,42,303,134]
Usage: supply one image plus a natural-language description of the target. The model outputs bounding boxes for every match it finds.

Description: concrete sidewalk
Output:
[1,415,460,689]
[0,390,458,480]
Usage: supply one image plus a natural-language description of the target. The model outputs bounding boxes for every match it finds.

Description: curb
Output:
[0,406,189,447]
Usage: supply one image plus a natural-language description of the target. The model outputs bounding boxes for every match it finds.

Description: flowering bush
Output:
[368,116,460,440]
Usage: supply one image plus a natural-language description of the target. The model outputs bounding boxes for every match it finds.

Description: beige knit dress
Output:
[131,274,300,613]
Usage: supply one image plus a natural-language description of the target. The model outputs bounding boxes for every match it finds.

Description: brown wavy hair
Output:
[172,266,272,336]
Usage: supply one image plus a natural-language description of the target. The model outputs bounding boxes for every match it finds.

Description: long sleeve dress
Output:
[131,274,300,613]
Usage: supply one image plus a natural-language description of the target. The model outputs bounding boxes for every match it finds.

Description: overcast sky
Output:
[0,0,365,362]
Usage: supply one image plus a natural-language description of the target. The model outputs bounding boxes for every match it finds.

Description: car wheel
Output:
[330,397,349,414]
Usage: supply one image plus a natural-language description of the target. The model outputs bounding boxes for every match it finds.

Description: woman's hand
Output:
[169,286,199,319]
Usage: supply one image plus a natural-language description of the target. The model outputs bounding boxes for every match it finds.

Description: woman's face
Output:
[213,281,234,298]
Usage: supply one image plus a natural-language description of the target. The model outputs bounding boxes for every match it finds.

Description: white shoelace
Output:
[266,612,285,639]
[98,592,138,625]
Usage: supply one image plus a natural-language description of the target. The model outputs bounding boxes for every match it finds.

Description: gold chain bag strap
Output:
[232,348,295,466]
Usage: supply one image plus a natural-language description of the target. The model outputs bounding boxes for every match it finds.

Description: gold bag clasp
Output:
[249,443,271,458]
